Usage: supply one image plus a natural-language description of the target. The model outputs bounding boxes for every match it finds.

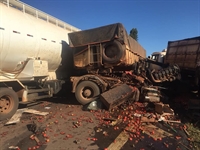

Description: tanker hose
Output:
[0,71,16,79]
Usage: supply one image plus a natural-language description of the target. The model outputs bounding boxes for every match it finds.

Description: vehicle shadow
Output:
[19,82,80,110]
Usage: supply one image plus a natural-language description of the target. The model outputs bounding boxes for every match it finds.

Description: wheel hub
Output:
[0,96,11,113]
[83,89,92,97]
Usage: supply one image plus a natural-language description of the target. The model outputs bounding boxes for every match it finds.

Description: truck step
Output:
[28,88,49,94]
[21,87,52,102]
[21,94,51,104]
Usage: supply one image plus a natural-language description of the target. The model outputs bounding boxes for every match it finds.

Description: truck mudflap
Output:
[149,64,180,83]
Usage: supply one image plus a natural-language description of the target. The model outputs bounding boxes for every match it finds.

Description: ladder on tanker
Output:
[88,44,103,68]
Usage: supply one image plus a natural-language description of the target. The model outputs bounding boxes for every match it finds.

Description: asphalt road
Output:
[0,91,193,150]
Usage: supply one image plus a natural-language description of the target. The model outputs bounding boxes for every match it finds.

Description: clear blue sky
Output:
[21,0,200,56]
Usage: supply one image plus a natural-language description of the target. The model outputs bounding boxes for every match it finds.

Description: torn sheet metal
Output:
[24,109,49,116]
[5,108,49,125]
[5,108,28,125]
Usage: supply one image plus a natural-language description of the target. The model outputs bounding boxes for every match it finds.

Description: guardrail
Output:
[0,0,80,32]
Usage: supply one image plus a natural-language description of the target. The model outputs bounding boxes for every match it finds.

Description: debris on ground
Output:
[142,124,173,139]
[5,108,49,125]
[140,86,161,103]
[106,128,129,150]
[83,100,102,110]
[158,115,181,123]
[2,86,200,150]
[44,107,51,110]
[8,146,20,150]
[154,102,174,115]
[24,109,49,116]
[5,109,28,125]
[27,121,37,133]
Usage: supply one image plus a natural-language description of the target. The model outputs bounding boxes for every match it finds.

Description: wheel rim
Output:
[0,95,14,114]
[75,80,101,105]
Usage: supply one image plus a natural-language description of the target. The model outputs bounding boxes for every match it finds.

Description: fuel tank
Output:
[0,0,79,74]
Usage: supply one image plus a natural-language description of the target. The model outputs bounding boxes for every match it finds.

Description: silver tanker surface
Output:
[0,1,78,75]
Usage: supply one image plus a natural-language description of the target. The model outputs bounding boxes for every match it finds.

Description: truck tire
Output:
[102,40,124,64]
[75,81,100,105]
[0,88,19,121]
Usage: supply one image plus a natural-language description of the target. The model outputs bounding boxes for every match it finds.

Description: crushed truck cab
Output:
[68,23,180,107]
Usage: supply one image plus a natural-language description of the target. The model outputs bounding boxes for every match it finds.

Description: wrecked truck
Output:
[68,23,180,108]
[0,1,180,121]
[150,36,200,93]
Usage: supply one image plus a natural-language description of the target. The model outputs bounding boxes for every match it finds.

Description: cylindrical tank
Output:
[0,2,79,74]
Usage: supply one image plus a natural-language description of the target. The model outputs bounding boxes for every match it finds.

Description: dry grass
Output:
[185,122,200,150]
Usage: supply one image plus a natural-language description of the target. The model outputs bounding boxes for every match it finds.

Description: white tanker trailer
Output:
[0,0,80,121]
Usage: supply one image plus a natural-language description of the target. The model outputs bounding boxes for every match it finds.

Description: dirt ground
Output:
[0,89,199,150]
